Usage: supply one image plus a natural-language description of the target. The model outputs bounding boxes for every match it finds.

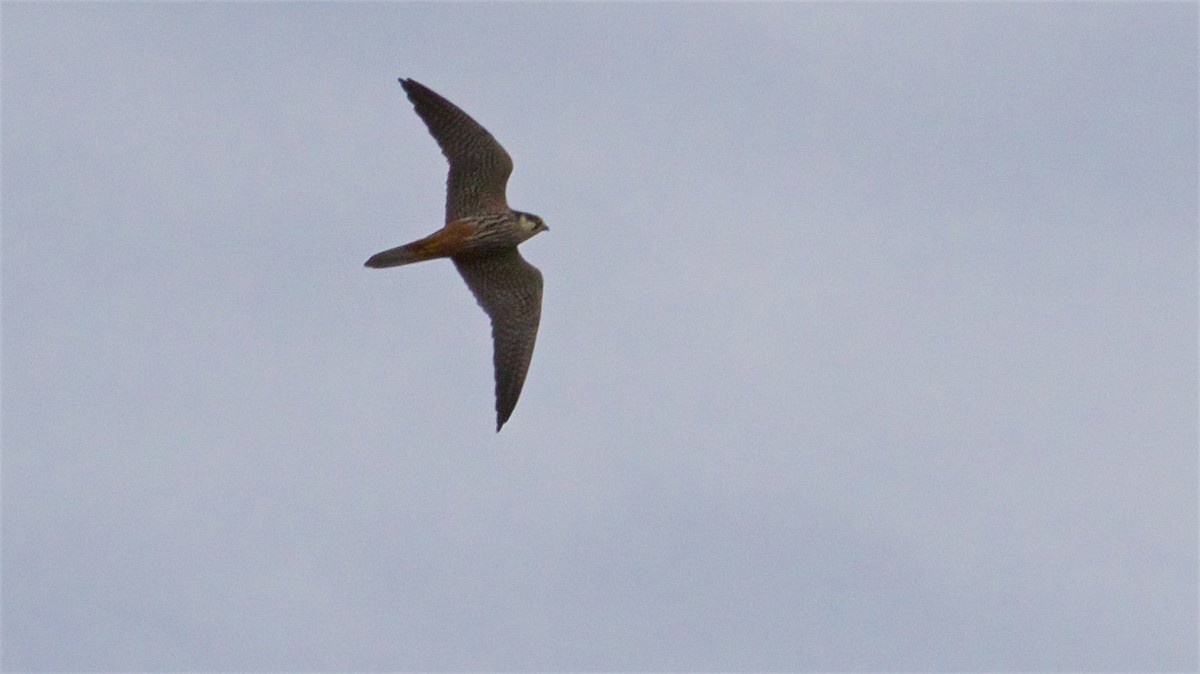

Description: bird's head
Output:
[516,212,549,239]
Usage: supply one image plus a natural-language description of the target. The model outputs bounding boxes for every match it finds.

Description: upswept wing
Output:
[400,78,514,223]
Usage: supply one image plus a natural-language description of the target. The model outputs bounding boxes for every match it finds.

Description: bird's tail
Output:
[364,241,429,268]
[365,223,470,268]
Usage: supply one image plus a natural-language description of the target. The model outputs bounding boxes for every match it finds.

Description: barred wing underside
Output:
[400,78,514,223]
[452,250,543,431]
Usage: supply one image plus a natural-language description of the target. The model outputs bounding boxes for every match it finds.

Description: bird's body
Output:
[365,211,545,267]
[366,78,548,432]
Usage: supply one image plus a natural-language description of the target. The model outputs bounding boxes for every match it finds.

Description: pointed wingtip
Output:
[398,77,426,105]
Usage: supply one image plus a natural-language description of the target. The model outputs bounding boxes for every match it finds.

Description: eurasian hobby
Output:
[365,78,548,432]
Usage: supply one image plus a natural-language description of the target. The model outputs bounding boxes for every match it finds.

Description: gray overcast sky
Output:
[3,2,1196,671]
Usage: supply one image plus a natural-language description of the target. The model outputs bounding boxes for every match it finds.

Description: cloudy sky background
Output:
[3,3,1196,671]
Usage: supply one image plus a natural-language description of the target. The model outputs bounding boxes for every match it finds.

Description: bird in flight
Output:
[366,78,549,432]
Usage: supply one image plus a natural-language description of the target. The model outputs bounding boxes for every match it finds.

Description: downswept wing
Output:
[399,78,514,224]
[452,250,543,431]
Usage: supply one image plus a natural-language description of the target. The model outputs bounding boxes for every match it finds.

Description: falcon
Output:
[366,78,549,432]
